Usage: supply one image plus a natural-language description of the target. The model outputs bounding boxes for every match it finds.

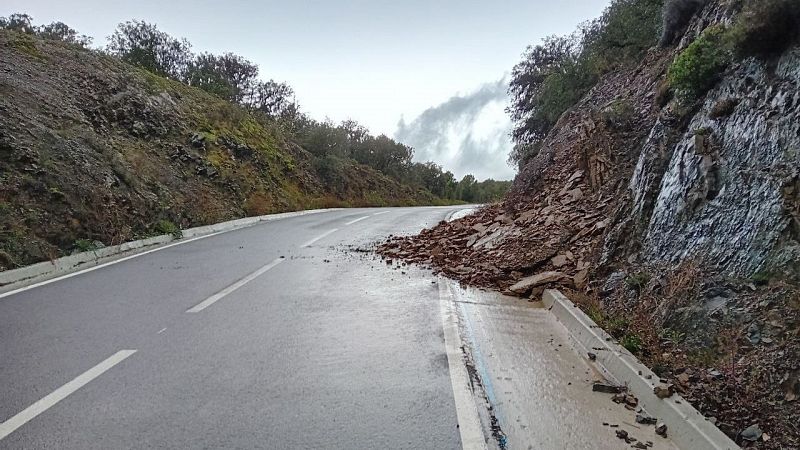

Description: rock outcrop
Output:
[380,2,800,447]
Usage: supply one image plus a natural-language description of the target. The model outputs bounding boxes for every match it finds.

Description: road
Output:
[0,207,676,449]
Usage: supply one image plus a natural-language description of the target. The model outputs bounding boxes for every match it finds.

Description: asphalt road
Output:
[0,207,466,449]
[0,207,677,449]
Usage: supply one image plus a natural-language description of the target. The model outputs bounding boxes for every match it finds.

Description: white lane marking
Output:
[157,327,167,334]
[438,279,488,450]
[299,229,339,248]
[371,211,391,216]
[0,349,136,441]
[345,216,370,226]
[0,231,228,300]
[186,258,284,313]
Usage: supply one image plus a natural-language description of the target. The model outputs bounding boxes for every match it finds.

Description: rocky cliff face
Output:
[381,2,799,446]
[633,47,800,280]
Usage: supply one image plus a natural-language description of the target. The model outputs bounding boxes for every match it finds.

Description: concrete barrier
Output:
[543,289,739,450]
[0,208,340,294]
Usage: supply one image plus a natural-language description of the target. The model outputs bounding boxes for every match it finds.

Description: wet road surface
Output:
[0,207,677,449]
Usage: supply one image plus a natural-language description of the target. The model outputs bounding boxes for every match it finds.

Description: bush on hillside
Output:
[0,13,34,33]
[107,21,193,79]
[587,0,664,69]
[728,0,800,58]
[668,26,732,103]
[37,21,92,47]
[246,80,296,118]
[0,13,92,47]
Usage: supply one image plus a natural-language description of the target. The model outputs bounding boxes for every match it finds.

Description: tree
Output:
[37,21,92,47]
[508,34,582,166]
[185,52,237,100]
[247,80,295,117]
[507,0,663,167]
[211,53,259,103]
[0,13,34,33]
[107,20,192,79]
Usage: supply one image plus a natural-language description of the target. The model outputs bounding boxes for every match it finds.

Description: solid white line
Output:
[371,211,391,216]
[0,349,136,441]
[438,279,488,450]
[0,231,227,300]
[299,229,339,248]
[345,216,370,226]
[186,258,284,313]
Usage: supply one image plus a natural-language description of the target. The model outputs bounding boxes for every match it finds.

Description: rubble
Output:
[375,4,800,447]
[653,384,675,399]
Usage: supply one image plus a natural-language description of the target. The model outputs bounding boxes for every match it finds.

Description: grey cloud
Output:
[394,77,515,181]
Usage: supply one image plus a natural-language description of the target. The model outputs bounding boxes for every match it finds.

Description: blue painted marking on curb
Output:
[457,299,507,429]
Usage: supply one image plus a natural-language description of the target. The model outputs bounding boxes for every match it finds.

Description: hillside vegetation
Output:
[0,14,510,270]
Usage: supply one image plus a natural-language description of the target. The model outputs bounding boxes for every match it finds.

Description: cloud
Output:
[394,77,516,181]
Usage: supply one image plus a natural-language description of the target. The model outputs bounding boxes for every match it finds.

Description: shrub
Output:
[73,239,99,252]
[243,192,271,216]
[7,32,44,59]
[625,271,651,291]
[107,21,192,79]
[728,0,800,58]
[0,13,34,33]
[185,52,258,103]
[154,219,181,238]
[37,21,92,47]
[668,26,732,103]
[312,155,348,193]
[599,99,635,129]
[588,0,664,69]
[621,333,644,354]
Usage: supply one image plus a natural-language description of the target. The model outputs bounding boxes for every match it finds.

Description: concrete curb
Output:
[0,208,340,294]
[542,289,739,450]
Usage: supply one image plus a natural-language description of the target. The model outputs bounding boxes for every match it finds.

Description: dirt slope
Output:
[0,30,436,269]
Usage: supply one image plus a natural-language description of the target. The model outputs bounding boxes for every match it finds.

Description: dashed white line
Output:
[371,211,391,216]
[438,279,488,450]
[345,216,370,226]
[157,327,167,334]
[0,349,137,441]
[299,229,339,248]
[186,258,284,313]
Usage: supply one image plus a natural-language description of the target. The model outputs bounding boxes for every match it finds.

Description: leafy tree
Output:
[247,80,295,117]
[107,20,192,79]
[298,120,349,158]
[340,119,369,145]
[508,33,591,165]
[0,13,34,33]
[185,53,237,100]
[210,52,259,103]
[507,0,663,167]
[587,0,663,69]
[0,14,92,47]
[37,22,92,47]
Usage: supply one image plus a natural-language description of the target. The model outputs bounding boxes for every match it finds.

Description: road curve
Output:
[0,207,677,449]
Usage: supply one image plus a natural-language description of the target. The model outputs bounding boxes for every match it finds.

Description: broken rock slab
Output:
[509,271,569,294]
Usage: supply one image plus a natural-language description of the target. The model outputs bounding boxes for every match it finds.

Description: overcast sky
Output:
[3,0,610,180]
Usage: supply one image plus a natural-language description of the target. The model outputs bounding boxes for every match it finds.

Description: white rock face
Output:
[639,49,800,277]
